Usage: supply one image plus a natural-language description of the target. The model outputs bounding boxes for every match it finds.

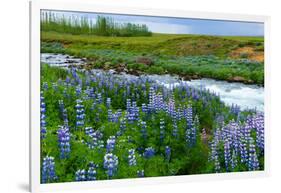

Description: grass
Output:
[41,31,264,85]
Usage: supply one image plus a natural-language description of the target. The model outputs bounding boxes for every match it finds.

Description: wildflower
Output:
[103,153,118,178]
[106,136,116,152]
[57,125,71,159]
[41,156,57,183]
[144,147,155,159]
[128,149,137,166]
[75,169,86,181]
[165,146,171,162]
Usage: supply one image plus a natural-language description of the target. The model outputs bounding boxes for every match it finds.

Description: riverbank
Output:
[41,31,264,85]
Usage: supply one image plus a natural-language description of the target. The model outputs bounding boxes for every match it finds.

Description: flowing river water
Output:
[41,53,264,112]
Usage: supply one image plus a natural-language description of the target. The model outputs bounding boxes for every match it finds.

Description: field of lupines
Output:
[40,63,264,183]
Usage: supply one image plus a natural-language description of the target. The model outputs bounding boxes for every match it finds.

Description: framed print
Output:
[30,0,270,192]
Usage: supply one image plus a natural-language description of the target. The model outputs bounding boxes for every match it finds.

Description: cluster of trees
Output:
[41,12,152,37]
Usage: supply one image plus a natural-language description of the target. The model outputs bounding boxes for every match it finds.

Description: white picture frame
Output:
[29,0,271,192]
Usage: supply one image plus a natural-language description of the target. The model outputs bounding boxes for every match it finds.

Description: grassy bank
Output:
[41,31,264,85]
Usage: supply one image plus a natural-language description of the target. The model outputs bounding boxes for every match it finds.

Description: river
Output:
[41,53,264,111]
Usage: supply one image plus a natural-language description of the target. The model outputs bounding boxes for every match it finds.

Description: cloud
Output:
[131,21,191,34]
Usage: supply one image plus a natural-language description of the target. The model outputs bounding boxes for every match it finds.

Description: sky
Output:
[42,10,264,36]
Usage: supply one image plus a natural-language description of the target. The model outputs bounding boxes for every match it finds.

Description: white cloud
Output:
[133,21,190,34]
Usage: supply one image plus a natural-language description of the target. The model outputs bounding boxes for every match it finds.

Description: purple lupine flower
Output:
[106,136,116,152]
[103,153,118,178]
[41,156,57,183]
[57,125,71,159]
[165,146,171,162]
[108,109,113,122]
[40,92,47,139]
[142,103,148,113]
[75,99,85,130]
[172,121,178,139]
[106,97,111,108]
[144,147,155,159]
[58,100,68,126]
[214,155,221,173]
[148,87,156,112]
[76,85,82,96]
[191,115,199,146]
[84,127,104,149]
[185,126,191,147]
[240,137,248,164]
[87,162,97,181]
[248,137,260,171]
[186,103,193,128]
[126,98,131,112]
[159,119,165,143]
[75,169,86,181]
[167,97,175,117]
[140,121,147,140]
[128,149,137,166]
[137,170,144,177]
[224,139,231,172]
[119,118,126,134]
[254,113,264,154]
[231,150,237,171]
[96,93,102,104]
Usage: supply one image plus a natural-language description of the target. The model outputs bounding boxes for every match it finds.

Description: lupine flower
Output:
[231,150,237,171]
[140,121,147,140]
[142,103,148,113]
[248,137,259,171]
[144,147,155,159]
[117,118,126,136]
[159,119,165,143]
[40,92,47,139]
[76,85,82,96]
[41,156,57,183]
[128,149,137,166]
[97,93,102,104]
[106,97,111,108]
[103,153,118,178]
[172,121,178,139]
[137,170,144,177]
[186,103,193,128]
[224,139,231,172]
[75,99,85,130]
[57,125,71,159]
[75,169,86,181]
[108,109,113,122]
[165,146,171,162]
[87,162,98,181]
[240,137,248,164]
[254,113,264,154]
[58,100,68,126]
[148,87,156,112]
[84,127,104,149]
[214,155,221,173]
[106,136,116,152]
